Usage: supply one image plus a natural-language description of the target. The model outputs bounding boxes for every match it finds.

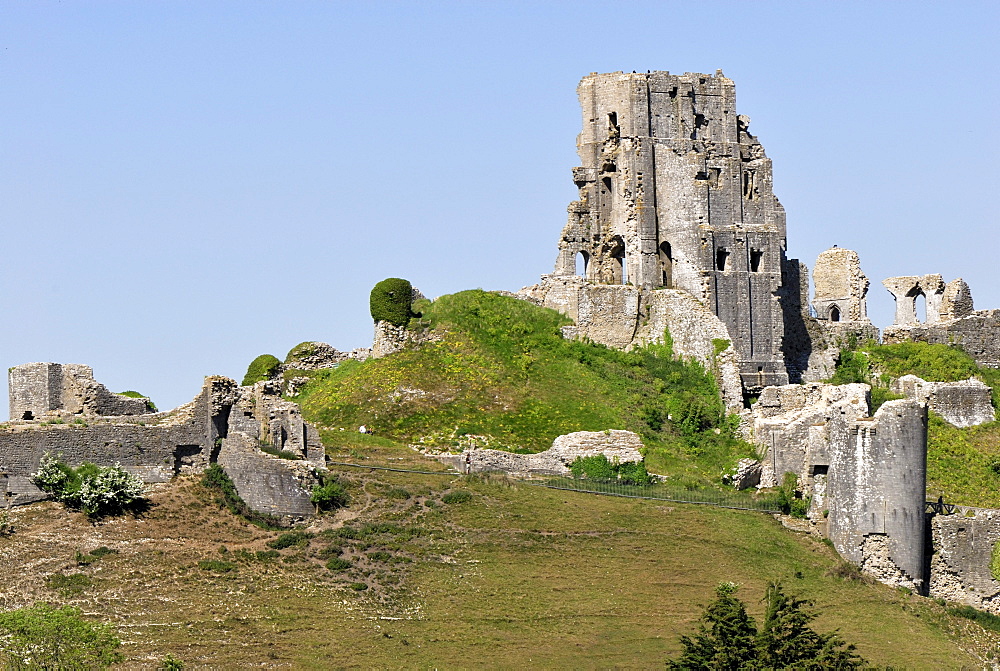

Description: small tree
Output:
[669,582,866,669]
[0,603,123,669]
[369,277,415,327]
[32,453,147,518]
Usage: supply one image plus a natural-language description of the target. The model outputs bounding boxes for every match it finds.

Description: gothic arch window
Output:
[659,241,673,288]
[575,251,589,278]
[829,305,841,322]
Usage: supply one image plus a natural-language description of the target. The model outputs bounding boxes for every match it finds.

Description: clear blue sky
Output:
[2,1,998,414]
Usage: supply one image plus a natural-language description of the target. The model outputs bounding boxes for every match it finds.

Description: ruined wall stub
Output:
[883,274,945,325]
[9,362,151,420]
[551,71,790,390]
[812,247,870,323]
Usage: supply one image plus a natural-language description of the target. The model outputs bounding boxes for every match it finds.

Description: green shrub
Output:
[242,354,281,386]
[348,582,369,591]
[369,277,415,326]
[160,654,185,670]
[46,572,92,596]
[386,487,411,500]
[991,541,1000,581]
[285,341,320,364]
[441,490,473,504]
[32,453,147,518]
[267,531,314,550]
[117,390,157,411]
[947,604,1000,632]
[0,603,123,669]
[198,559,236,573]
[569,455,654,485]
[367,551,392,562]
[259,443,302,460]
[311,478,349,510]
[75,546,118,566]
[326,557,353,571]
[775,472,810,518]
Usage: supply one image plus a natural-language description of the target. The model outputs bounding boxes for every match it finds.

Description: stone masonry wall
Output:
[10,362,151,420]
[892,375,995,427]
[930,510,1000,615]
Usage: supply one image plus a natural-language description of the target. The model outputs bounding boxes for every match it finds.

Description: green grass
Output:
[296,290,756,486]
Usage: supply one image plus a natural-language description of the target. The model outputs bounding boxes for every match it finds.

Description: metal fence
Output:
[529,476,783,512]
[328,461,782,513]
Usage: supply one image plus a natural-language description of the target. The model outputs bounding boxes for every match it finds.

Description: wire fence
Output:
[328,461,783,513]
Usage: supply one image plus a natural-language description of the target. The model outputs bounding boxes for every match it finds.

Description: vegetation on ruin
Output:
[32,453,148,518]
[285,341,321,363]
[0,448,991,667]
[200,463,285,529]
[241,353,281,386]
[296,290,754,488]
[369,277,416,327]
[829,341,1000,506]
[117,389,157,411]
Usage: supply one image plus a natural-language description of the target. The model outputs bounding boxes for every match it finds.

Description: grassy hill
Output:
[294,290,753,487]
[1,440,994,668]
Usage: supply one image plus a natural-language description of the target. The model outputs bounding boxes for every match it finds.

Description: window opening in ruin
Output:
[716,248,730,272]
[749,248,763,272]
[607,112,620,139]
[812,464,829,476]
[916,292,927,323]
[21,411,32,420]
[829,305,841,322]
[742,170,757,200]
[575,251,589,278]
[659,241,673,288]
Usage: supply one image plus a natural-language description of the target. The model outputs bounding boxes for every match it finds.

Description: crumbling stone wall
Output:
[9,363,151,420]
[892,375,994,427]
[0,366,324,520]
[884,309,1000,370]
[548,70,794,391]
[930,509,1000,614]
[457,429,644,477]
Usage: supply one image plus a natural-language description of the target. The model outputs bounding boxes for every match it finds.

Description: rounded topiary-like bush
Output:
[242,354,281,386]
[370,277,414,327]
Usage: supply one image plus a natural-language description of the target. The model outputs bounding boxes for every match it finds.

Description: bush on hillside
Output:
[370,277,415,326]
[569,455,654,485]
[32,453,147,518]
[242,354,282,386]
[310,476,349,511]
[0,603,123,669]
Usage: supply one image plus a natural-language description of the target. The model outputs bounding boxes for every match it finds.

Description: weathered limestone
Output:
[459,429,644,477]
[930,509,1000,614]
[9,363,151,420]
[812,247,870,323]
[751,385,929,592]
[548,71,795,392]
[827,399,929,592]
[892,375,995,427]
[0,366,325,522]
[883,274,946,326]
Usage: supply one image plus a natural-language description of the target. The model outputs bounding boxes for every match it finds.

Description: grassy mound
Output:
[294,290,754,484]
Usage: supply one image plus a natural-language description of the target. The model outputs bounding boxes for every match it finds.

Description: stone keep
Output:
[551,71,791,390]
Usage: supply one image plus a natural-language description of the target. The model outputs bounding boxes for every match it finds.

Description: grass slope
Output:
[0,439,992,668]
[296,290,753,486]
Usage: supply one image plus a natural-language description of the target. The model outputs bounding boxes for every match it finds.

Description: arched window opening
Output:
[749,249,763,272]
[916,292,927,323]
[575,251,589,278]
[21,411,33,420]
[609,236,626,285]
[830,306,841,322]
[659,241,673,288]
[716,247,730,272]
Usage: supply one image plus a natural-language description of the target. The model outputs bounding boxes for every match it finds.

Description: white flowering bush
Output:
[32,453,147,518]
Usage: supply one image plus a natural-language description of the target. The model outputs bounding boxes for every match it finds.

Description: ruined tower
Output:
[552,71,790,390]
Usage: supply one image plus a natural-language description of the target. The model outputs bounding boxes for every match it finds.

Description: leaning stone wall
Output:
[216,434,317,520]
